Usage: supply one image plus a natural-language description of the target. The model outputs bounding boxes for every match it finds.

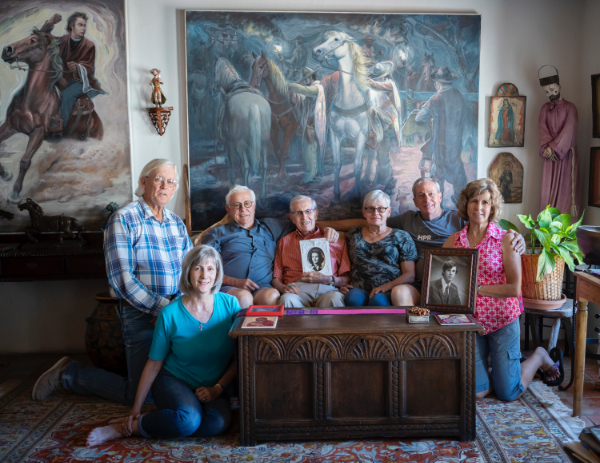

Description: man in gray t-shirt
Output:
[320,178,524,295]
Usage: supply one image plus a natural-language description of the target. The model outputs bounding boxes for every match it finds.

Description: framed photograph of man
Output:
[300,238,332,275]
[488,83,526,148]
[421,248,479,314]
[592,74,600,138]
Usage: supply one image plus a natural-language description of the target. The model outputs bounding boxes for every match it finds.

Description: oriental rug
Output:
[0,379,584,463]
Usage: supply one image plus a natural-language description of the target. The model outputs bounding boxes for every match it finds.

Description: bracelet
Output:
[477,284,481,295]
[215,383,223,393]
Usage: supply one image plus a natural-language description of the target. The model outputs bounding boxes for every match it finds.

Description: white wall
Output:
[2,0,595,353]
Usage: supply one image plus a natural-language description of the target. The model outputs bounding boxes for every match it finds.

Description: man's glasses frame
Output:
[149,175,178,189]
[290,209,316,217]
[229,200,255,210]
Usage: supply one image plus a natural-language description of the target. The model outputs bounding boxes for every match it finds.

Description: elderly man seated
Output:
[202,186,338,308]
[272,195,351,308]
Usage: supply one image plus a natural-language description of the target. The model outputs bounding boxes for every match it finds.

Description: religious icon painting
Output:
[421,248,479,314]
[488,152,523,203]
[0,0,132,232]
[488,83,526,148]
[185,11,481,231]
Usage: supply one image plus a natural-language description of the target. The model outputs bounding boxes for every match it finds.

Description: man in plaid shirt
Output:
[33,159,192,404]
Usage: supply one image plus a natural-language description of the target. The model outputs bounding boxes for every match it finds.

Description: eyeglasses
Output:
[364,206,389,214]
[229,200,255,209]
[290,209,316,216]
[149,176,178,189]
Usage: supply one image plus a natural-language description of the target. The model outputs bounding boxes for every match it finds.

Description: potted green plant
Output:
[499,205,584,301]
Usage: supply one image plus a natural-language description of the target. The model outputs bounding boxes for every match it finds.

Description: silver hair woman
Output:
[341,189,420,307]
[86,244,241,446]
[442,178,562,402]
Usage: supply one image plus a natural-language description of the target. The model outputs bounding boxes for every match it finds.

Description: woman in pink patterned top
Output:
[443,178,560,401]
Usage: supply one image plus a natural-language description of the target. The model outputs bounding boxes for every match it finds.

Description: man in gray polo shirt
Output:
[202,185,338,308]
[321,178,524,300]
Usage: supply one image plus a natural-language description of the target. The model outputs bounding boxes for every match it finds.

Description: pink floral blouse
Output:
[454,222,522,335]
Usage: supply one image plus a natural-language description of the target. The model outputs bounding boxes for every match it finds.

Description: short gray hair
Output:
[289,195,317,212]
[179,245,224,295]
[134,159,178,197]
[411,177,441,198]
[225,185,256,205]
[363,190,390,208]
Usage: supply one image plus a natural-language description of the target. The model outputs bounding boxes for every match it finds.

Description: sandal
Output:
[540,347,565,387]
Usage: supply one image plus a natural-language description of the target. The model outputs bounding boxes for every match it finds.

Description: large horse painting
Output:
[186,12,480,231]
[0,0,130,232]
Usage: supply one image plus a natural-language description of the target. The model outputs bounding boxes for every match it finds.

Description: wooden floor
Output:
[1,342,599,426]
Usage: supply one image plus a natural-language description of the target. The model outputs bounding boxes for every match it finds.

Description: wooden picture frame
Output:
[421,248,479,314]
[590,147,600,208]
[592,74,600,138]
[488,83,526,148]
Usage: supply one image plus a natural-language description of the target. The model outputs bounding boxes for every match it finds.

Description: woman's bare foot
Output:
[534,347,560,382]
[108,417,128,425]
[86,424,124,446]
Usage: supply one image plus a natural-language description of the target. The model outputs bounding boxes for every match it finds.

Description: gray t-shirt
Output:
[387,210,466,285]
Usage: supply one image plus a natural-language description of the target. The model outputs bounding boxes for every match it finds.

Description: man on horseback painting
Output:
[41,12,105,131]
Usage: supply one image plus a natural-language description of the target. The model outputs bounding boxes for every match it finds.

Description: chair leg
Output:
[548,318,561,351]
[562,317,572,357]
[530,314,541,348]
[538,316,544,346]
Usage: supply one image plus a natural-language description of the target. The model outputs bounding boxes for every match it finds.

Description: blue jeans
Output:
[344,288,391,306]
[138,370,231,438]
[475,318,524,401]
[62,305,155,405]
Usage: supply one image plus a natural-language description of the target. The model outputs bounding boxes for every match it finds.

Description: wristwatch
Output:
[329,275,335,286]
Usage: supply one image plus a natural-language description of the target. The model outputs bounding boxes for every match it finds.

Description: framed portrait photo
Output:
[300,238,332,275]
[590,147,600,207]
[421,248,479,314]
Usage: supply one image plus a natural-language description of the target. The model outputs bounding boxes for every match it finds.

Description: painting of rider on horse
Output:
[0,0,131,232]
[186,11,480,231]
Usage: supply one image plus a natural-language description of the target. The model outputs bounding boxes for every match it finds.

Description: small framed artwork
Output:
[488,83,526,148]
[590,148,600,207]
[592,74,600,138]
[247,305,284,317]
[488,152,523,203]
[421,248,479,314]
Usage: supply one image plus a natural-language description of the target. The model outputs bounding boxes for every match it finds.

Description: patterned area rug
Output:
[0,380,584,463]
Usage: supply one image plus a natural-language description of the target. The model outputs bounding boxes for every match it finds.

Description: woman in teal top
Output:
[86,245,241,445]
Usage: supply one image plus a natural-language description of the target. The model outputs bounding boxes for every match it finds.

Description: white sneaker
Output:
[32,356,72,401]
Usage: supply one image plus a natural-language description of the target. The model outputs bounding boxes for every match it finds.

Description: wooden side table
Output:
[573,272,600,416]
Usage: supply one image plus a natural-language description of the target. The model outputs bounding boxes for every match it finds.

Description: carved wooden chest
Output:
[230,311,483,445]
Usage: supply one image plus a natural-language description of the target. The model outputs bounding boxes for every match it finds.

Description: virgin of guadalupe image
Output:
[495,98,514,144]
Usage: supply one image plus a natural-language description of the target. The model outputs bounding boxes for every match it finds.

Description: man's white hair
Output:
[225,185,256,205]
[411,177,442,197]
[134,159,178,197]
[363,190,390,208]
[289,195,317,212]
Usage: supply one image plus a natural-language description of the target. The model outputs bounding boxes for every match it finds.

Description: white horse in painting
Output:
[313,31,372,202]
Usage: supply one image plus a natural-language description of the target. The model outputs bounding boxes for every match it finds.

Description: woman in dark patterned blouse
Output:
[341,190,419,306]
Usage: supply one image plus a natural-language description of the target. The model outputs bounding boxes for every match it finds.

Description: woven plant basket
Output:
[521,253,565,300]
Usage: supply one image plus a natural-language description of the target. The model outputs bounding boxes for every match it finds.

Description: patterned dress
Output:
[453,222,522,335]
[346,227,418,293]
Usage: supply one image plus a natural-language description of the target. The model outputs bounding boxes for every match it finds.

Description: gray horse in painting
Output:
[214,58,271,199]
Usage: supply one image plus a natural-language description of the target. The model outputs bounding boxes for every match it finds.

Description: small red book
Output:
[247,304,284,317]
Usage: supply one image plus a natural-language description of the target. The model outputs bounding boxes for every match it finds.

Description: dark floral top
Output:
[346,227,418,293]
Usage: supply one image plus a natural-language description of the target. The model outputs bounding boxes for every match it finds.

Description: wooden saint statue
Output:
[538,65,580,217]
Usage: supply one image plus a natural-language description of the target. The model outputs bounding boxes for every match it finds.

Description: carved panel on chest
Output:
[254,333,460,362]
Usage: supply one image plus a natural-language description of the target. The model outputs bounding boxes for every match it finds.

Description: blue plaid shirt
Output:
[104,198,192,316]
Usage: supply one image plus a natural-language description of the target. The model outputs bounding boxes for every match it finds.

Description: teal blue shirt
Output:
[149,293,241,389]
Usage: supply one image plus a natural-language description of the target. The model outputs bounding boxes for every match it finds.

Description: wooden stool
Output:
[523,298,573,352]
